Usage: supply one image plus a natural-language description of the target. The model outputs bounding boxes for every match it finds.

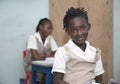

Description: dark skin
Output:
[31,22,55,61]
[53,16,104,84]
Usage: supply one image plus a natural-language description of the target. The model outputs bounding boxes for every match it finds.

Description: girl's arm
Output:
[49,51,56,57]
[30,49,47,60]
[53,72,69,84]
[95,74,104,84]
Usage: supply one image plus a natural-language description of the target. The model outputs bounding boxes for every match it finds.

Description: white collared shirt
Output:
[52,39,104,76]
[26,32,58,52]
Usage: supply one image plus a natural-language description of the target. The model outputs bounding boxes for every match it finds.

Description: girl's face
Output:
[67,16,90,45]
[39,22,53,38]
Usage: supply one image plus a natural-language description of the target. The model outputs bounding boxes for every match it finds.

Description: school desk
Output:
[31,57,54,84]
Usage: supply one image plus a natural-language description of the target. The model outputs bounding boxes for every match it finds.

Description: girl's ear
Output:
[39,25,42,29]
[88,23,91,31]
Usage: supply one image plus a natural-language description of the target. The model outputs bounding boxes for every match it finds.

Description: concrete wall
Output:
[113,0,120,81]
[0,0,49,84]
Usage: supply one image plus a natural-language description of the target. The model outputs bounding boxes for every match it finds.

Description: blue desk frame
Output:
[32,64,52,84]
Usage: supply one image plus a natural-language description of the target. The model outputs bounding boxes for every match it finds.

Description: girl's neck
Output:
[42,37,45,44]
[39,32,46,44]
[79,43,86,51]
[73,41,86,51]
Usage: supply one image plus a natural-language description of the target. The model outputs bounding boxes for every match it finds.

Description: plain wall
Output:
[113,0,120,81]
[0,0,49,84]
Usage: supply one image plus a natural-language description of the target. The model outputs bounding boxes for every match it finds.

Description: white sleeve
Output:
[50,36,58,51]
[94,55,104,76]
[52,47,68,73]
[26,35,37,50]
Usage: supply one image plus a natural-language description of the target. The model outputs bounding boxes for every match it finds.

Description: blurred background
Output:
[0,0,119,84]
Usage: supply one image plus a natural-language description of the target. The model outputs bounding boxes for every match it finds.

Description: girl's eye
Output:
[80,25,88,30]
[81,26,86,29]
[71,28,77,32]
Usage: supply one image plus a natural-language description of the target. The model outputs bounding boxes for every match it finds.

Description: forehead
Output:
[69,16,87,27]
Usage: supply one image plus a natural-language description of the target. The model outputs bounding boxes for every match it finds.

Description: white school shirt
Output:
[26,32,58,52]
[52,39,104,76]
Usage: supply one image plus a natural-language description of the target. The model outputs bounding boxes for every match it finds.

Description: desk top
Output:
[32,57,54,67]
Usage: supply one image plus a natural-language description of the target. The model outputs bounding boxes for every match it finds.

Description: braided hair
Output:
[36,18,52,32]
[63,7,88,31]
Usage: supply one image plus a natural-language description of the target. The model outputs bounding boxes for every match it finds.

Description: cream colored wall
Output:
[50,0,113,83]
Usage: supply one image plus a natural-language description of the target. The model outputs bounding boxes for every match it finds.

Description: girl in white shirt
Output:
[25,18,58,84]
[52,7,104,84]
[27,18,58,60]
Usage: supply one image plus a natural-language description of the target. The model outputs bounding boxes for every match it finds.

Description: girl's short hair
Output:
[36,18,52,32]
[63,7,88,31]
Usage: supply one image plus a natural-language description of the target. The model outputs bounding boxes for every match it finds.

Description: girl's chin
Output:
[78,39,85,42]
[44,35,49,38]
[74,40,85,45]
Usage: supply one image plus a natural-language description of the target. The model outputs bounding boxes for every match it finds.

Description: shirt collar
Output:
[34,32,51,45]
[66,39,90,50]
[34,32,42,43]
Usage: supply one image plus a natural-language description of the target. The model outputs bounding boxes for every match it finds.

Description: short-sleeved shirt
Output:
[24,32,58,71]
[26,32,58,53]
[52,39,104,76]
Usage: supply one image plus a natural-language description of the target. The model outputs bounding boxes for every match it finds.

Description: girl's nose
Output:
[77,28,86,35]
[77,29,82,35]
